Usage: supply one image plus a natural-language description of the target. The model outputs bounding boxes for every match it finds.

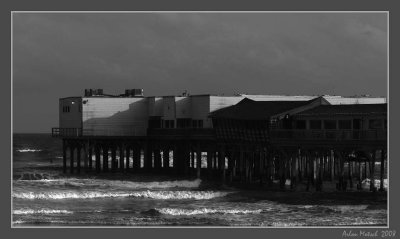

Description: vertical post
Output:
[103,146,109,172]
[380,149,385,191]
[290,155,296,190]
[370,150,376,192]
[348,159,353,189]
[83,145,88,171]
[183,144,190,176]
[319,156,323,191]
[364,160,368,180]
[144,142,151,172]
[95,145,101,173]
[190,150,195,172]
[76,146,81,174]
[220,147,226,184]
[62,140,67,173]
[111,146,117,172]
[315,155,320,191]
[358,160,362,190]
[135,147,142,170]
[306,153,311,191]
[88,145,93,170]
[196,145,201,179]
[207,150,213,178]
[279,154,285,189]
[330,150,334,181]
[119,145,125,172]
[163,149,169,171]
[70,146,74,174]
[239,148,244,183]
[125,146,130,171]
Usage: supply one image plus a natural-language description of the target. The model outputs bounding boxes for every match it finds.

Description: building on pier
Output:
[52,89,387,192]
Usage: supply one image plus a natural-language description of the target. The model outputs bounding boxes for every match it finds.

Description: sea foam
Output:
[16,178,202,189]
[13,190,230,200]
[13,209,73,215]
[16,149,42,153]
[156,207,262,216]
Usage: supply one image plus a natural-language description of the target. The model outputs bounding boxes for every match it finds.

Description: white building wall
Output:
[175,97,191,118]
[163,97,176,120]
[82,97,148,136]
[323,96,387,105]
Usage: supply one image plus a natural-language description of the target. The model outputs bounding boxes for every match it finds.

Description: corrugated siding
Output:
[59,98,82,129]
[82,97,148,136]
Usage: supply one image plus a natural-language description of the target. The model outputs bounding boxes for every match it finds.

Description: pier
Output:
[52,89,387,192]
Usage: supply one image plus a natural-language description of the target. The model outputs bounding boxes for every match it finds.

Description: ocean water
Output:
[12,134,387,227]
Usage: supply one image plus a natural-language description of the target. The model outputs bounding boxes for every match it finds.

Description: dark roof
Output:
[296,104,387,116]
[209,98,313,120]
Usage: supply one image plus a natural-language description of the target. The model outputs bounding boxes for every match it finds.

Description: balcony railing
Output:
[269,129,387,141]
[148,128,215,138]
[52,128,82,137]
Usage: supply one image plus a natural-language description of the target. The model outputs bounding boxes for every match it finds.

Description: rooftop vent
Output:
[84,89,104,97]
[125,89,144,97]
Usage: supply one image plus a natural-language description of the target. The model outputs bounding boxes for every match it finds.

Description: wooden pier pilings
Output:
[61,137,387,192]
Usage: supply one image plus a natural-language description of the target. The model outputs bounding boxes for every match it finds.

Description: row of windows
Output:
[62,104,82,113]
[295,119,386,130]
[163,119,204,129]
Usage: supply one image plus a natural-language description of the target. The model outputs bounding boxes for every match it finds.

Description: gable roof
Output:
[209,98,315,120]
[296,104,387,116]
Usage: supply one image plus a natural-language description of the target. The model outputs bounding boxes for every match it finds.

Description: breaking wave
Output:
[16,149,42,153]
[17,173,55,181]
[13,209,73,215]
[13,190,230,200]
[15,178,202,189]
[155,207,262,216]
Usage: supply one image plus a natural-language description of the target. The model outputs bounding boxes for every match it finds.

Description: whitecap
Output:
[13,209,73,215]
[16,178,202,189]
[156,207,262,216]
[16,149,42,153]
[12,190,230,200]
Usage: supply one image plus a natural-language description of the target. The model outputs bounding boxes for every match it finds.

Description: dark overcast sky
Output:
[12,12,387,133]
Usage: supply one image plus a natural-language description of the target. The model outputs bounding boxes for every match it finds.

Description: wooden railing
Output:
[52,128,82,137]
[148,128,215,138]
[269,129,387,141]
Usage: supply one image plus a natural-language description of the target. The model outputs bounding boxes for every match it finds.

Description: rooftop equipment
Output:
[125,89,144,97]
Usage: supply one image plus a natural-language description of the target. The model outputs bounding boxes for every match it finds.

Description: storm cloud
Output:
[12,12,387,133]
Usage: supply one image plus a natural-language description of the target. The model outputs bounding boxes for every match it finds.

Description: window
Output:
[62,106,70,113]
[177,118,191,128]
[310,120,322,129]
[295,120,306,129]
[192,120,204,128]
[164,120,175,128]
[369,119,383,129]
[338,120,351,129]
[324,120,336,129]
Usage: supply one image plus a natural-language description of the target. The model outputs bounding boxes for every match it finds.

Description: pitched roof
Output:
[209,98,313,120]
[296,104,387,116]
